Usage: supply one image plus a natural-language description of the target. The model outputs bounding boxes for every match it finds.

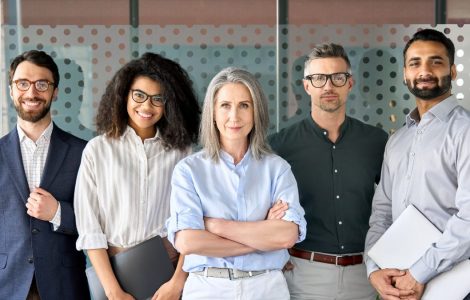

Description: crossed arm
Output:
[174,201,298,257]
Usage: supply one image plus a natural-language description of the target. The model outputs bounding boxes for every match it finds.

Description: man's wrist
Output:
[49,201,61,227]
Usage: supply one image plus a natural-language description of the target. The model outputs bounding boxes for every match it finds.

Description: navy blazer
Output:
[0,124,90,300]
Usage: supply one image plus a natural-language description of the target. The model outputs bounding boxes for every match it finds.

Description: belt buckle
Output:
[335,254,343,266]
[228,268,234,280]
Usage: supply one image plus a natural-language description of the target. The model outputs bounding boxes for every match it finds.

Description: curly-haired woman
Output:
[74,52,200,300]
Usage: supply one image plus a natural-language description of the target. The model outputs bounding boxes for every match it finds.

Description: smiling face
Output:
[404,40,456,102]
[214,83,254,150]
[303,57,353,114]
[10,61,57,124]
[127,76,164,139]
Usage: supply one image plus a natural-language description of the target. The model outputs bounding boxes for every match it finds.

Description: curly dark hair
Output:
[96,52,200,150]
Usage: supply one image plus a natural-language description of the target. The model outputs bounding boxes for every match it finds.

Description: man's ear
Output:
[52,87,58,101]
[451,64,457,80]
[303,79,311,95]
[347,76,354,92]
[403,67,407,84]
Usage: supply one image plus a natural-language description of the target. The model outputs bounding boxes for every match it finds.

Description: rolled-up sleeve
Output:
[272,162,307,243]
[166,160,205,246]
[74,146,108,250]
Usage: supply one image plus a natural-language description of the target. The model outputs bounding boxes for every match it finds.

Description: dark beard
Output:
[406,75,452,100]
[14,97,52,123]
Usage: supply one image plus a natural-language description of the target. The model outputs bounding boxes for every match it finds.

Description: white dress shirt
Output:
[75,126,191,250]
[365,97,470,283]
[18,122,61,227]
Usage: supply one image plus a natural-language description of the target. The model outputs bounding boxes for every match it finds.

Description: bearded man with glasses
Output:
[0,50,90,299]
[269,43,388,300]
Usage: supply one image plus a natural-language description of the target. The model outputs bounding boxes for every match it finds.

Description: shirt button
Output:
[332,145,336,149]
[338,221,343,225]
[410,152,415,156]
[28,257,34,264]
[32,228,39,234]
[334,169,338,173]
[341,246,344,249]
[323,131,327,135]
[336,195,340,199]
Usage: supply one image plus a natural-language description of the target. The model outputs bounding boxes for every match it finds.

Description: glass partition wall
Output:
[2,1,470,139]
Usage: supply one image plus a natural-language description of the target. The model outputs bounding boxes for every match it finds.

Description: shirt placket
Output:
[402,122,427,206]
[233,163,245,269]
[136,140,149,241]
[331,142,345,251]
[28,139,40,191]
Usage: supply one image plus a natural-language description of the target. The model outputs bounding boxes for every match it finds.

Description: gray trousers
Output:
[284,256,377,300]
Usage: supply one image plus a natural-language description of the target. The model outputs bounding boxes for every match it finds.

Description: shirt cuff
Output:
[409,257,439,284]
[365,255,380,278]
[283,210,307,243]
[50,201,61,230]
[76,233,108,251]
[165,214,204,246]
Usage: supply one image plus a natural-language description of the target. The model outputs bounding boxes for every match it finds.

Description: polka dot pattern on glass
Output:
[2,24,470,138]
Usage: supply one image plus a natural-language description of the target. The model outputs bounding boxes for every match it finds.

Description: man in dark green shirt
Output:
[269,43,387,300]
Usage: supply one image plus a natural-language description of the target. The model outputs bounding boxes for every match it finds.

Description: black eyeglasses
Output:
[130,89,166,107]
[304,72,351,88]
[12,79,55,92]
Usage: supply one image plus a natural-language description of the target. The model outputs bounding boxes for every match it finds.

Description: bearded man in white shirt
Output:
[365,29,470,300]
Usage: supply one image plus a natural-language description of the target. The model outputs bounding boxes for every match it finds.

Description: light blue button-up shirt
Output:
[166,149,306,272]
[365,96,470,283]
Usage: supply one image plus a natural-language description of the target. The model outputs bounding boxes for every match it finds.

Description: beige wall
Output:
[1,0,440,25]
[3,0,470,25]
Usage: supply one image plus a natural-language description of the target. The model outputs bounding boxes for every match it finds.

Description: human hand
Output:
[151,278,184,300]
[266,200,288,220]
[26,187,59,221]
[106,288,135,300]
[282,260,295,272]
[394,270,424,300]
[369,269,414,300]
[203,217,225,235]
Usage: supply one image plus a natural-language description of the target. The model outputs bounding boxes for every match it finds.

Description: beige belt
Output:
[193,267,269,280]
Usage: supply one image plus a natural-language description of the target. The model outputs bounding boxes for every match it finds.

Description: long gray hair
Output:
[200,67,271,161]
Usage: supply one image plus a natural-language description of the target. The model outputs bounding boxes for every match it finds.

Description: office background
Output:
[1,0,470,140]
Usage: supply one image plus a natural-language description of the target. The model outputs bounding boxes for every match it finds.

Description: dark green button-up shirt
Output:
[269,116,387,254]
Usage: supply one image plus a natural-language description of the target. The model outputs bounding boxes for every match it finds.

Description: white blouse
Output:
[75,126,190,250]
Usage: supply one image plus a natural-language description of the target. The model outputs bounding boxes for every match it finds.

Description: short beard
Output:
[14,97,52,123]
[319,102,341,113]
[406,75,452,101]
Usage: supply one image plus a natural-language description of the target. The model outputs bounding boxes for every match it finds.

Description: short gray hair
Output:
[304,43,351,76]
[200,67,271,161]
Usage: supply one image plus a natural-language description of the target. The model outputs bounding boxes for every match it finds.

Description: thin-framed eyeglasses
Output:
[130,89,166,107]
[12,79,55,92]
[304,72,351,88]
